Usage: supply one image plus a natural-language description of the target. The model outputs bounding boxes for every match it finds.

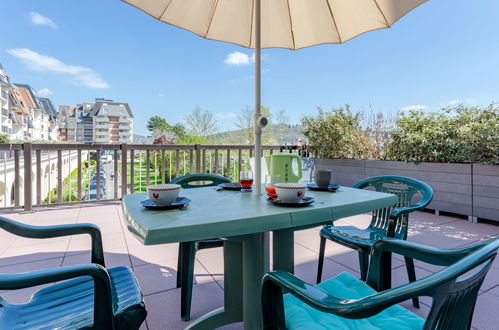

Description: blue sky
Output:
[1,0,499,135]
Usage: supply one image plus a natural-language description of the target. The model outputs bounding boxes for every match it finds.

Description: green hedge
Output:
[302,104,499,165]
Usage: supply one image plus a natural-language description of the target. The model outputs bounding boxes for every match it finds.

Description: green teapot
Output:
[265,153,302,183]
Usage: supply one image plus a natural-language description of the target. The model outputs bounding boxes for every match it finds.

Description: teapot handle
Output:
[292,154,302,179]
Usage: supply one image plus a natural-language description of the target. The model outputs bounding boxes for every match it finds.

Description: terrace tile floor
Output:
[0,203,498,330]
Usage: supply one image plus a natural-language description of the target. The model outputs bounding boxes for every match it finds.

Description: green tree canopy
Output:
[147,116,169,133]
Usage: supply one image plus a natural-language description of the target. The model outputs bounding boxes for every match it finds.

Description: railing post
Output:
[238,149,242,181]
[23,143,33,212]
[130,149,135,194]
[202,150,206,173]
[77,149,82,201]
[146,149,150,186]
[14,149,20,207]
[57,149,62,203]
[161,150,165,184]
[114,149,118,200]
[195,145,201,173]
[226,149,231,179]
[121,144,128,198]
[214,149,219,175]
[96,149,101,201]
[189,150,193,175]
[175,149,180,178]
[36,148,41,205]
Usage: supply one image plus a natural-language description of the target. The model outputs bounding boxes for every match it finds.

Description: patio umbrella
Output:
[123,0,427,195]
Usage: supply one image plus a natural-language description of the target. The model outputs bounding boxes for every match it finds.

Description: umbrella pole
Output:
[254,0,262,195]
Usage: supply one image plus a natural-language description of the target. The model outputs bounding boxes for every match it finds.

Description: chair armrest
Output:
[0,264,115,328]
[262,270,428,327]
[371,238,488,267]
[0,216,105,266]
[386,189,433,237]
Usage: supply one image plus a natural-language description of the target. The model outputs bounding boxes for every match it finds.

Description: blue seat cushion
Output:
[284,272,425,330]
[0,266,146,329]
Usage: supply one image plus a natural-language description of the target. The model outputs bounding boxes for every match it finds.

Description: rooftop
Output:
[0,204,497,329]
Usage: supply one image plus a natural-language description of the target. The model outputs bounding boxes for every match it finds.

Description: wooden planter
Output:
[314,158,499,223]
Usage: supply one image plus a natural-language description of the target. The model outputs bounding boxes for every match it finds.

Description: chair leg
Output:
[358,251,369,281]
[179,241,197,321]
[405,256,420,308]
[317,236,326,284]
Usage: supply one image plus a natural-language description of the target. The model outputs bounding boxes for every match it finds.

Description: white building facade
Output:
[58,99,133,144]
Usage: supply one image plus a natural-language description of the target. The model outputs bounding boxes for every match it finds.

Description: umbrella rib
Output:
[325,0,342,43]
[372,0,391,27]
[158,0,175,20]
[286,0,296,50]
[205,0,221,38]
[249,0,255,48]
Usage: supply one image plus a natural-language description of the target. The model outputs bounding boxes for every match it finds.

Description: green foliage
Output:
[386,105,499,164]
[147,116,169,132]
[0,134,9,143]
[45,162,95,203]
[301,105,375,159]
[178,135,206,145]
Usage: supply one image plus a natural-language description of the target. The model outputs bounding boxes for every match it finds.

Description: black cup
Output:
[314,170,332,188]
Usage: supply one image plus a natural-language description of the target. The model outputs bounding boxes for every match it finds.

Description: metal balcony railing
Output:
[0,143,306,212]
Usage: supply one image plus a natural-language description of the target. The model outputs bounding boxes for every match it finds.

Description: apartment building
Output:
[0,63,59,142]
[58,98,133,144]
[14,83,58,141]
[0,64,12,138]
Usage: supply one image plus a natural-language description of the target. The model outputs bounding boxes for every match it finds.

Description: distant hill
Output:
[209,124,305,145]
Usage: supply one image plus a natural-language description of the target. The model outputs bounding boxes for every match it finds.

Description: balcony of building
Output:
[0,205,497,330]
[94,116,110,123]
[0,143,496,330]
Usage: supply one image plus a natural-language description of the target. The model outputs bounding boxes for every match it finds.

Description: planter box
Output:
[473,164,499,222]
[314,158,499,223]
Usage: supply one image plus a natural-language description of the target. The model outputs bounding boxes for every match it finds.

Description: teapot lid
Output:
[271,152,299,158]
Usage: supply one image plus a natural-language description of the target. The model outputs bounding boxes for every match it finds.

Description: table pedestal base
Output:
[186,233,271,330]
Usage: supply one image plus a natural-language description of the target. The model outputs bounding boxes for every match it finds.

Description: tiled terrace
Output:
[0,204,498,330]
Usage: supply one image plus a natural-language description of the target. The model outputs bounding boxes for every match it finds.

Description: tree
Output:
[275,109,290,126]
[147,116,169,133]
[234,106,254,144]
[152,128,177,144]
[234,105,273,144]
[183,105,218,137]
[0,134,9,143]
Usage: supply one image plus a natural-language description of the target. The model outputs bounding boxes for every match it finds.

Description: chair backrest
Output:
[368,238,499,330]
[353,176,433,238]
[169,173,233,189]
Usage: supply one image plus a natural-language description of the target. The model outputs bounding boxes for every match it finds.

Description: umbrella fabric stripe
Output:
[122,0,427,50]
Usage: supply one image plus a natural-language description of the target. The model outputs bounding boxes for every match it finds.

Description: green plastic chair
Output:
[263,237,499,330]
[0,216,146,329]
[317,175,433,308]
[169,173,233,321]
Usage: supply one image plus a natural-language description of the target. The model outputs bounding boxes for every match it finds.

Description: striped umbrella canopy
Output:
[122,0,428,194]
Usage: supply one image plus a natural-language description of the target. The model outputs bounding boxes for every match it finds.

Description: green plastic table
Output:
[122,186,398,330]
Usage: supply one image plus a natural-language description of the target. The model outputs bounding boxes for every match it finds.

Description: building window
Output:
[1,126,8,133]
[1,109,7,116]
